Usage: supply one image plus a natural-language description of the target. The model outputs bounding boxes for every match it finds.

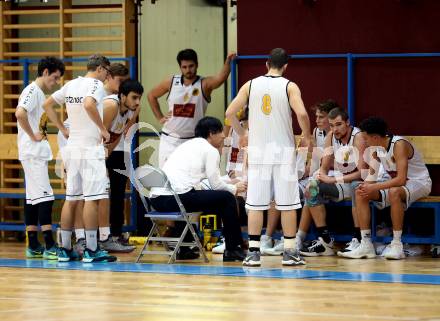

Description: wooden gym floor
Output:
[0,242,439,321]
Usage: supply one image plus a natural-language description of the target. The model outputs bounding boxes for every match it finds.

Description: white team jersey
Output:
[105,94,134,151]
[332,126,361,175]
[313,127,327,149]
[57,119,69,151]
[247,75,295,164]
[16,82,52,161]
[162,75,210,139]
[378,135,431,182]
[52,76,106,147]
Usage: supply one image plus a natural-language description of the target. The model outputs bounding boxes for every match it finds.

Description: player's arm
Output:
[84,96,109,142]
[318,133,334,176]
[367,140,410,191]
[147,76,172,124]
[102,99,120,154]
[225,81,250,137]
[202,52,236,96]
[103,99,119,130]
[15,107,43,142]
[43,96,68,138]
[287,82,311,147]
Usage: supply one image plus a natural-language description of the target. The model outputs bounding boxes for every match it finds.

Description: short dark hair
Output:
[37,57,65,77]
[195,116,223,139]
[119,79,144,97]
[87,54,110,71]
[109,63,129,78]
[177,49,198,66]
[267,48,289,69]
[359,117,388,137]
[328,107,349,121]
[313,99,340,114]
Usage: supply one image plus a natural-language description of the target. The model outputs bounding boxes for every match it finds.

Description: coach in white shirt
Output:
[150,116,247,262]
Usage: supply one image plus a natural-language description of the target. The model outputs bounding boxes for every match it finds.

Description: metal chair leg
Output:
[136,221,158,263]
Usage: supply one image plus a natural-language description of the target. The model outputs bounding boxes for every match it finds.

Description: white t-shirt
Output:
[150,137,236,196]
[57,119,69,151]
[52,76,106,147]
[16,82,52,161]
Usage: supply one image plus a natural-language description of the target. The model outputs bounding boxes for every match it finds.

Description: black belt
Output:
[161,131,195,140]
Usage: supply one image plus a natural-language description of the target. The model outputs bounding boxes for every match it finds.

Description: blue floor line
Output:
[0,258,439,285]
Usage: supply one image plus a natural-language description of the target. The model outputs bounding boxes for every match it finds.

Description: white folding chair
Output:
[134,164,209,264]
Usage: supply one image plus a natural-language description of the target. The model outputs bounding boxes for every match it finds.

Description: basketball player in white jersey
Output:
[261,99,338,256]
[300,108,367,257]
[295,100,338,250]
[148,48,236,167]
[43,54,116,262]
[226,48,311,267]
[342,117,432,260]
[15,57,65,259]
[56,119,87,256]
[60,63,132,256]
[96,63,132,252]
[101,79,143,252]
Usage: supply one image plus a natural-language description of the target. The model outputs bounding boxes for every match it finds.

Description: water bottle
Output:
[203,222,212,249]
[306,178,320,207]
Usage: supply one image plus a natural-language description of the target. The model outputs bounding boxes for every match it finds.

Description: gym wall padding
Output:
[236,0,440,134]
[236,0,440,192]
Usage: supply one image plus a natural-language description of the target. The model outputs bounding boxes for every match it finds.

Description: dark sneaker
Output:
[82,248,117,263]
[176,247,200,260]
[300,237,335,257]
[117,234,133,247]
[26,245,45,259]
[58,247,80,262]
[282,249,306,266]
[223,247,246,262]
[74,238,86,257]
[242,251,261,267]
[100,236,136,253]
[432,245,440,258]
[43,245,59,260]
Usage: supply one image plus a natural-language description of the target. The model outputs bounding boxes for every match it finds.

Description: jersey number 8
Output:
[261,94,272,115]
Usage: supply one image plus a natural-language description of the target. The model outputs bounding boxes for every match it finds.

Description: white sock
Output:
[61,230,72,250]
[86,230,98,251]
[393,230,402,243]
[361,229,372,241]
[249,240,260,250]
[284,237,296,250]
[75,228,85,241]
[261,235,271,241]
[99,227,111,242]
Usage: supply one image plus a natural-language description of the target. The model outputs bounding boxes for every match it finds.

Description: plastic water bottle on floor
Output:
[306,179,319,207]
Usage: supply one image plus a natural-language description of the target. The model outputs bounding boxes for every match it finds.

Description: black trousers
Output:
[106,151,128,236]
[150,189,243,250]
